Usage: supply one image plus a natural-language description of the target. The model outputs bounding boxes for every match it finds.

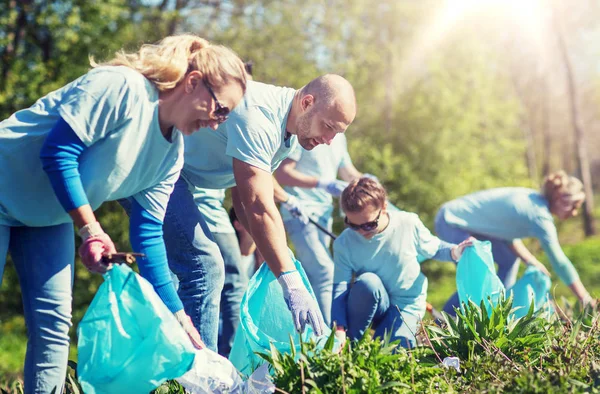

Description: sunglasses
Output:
[345,209,382,232]
[203,80,230,123]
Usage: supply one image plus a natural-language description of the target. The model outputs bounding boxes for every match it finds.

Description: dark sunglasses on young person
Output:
[344,209,382,232]
[203,80,230,123]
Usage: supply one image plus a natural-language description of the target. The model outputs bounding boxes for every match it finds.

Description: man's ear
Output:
[301,94,315,111]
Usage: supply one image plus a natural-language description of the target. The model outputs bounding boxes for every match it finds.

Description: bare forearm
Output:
[569,279,592,303]
[246,202,294,276]
[338,164,362,182]
[510,239,539,264]
[272,177,291,203]
[231,187,250,232]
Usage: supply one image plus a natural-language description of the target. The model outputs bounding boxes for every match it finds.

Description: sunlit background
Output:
[1,0,599,382]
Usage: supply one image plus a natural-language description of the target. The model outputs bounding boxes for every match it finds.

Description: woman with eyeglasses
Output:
[331,178,473,348]
[435,171,594,315]
[0,34,246,393]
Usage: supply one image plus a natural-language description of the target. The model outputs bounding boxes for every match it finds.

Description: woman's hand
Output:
[451,236,476,262]
[525,259,552,278]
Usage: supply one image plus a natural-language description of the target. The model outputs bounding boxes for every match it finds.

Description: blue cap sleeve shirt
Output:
[192,187,234,234]
[441,187,579,285]
[332,210,442,319]
[280,134,353,223]
[181,81,297,190]
[0,66,183,227]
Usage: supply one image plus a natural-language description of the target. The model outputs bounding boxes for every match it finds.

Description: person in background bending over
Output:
[332,178,473,348]
[435,170,595,315]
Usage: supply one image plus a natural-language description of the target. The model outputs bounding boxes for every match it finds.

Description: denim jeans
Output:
[346,272,419,348]
[162,177,225,351]
[212,232,250,357]
[434,207,520,315]
[285,214,334,326]
[1,223,74,394]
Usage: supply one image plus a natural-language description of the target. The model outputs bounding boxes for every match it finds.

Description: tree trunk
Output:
[553,5,596,236]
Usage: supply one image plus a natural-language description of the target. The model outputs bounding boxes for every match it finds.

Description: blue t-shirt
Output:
[192,187,234,234]
[441,187,579,285]
[333,210,442,318]
[0,66,183,227]
[280,134,353,222]
[181,80,297,189]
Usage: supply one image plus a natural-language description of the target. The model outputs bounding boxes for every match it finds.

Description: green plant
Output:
[426,294,551,362]
[257,330,454,393]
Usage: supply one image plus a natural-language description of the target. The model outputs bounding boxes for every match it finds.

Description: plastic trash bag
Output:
[229,256,339,375]
[456,240,505,313]
[77,264,195,394]
[177,349,275,393]
[507,266,552,319]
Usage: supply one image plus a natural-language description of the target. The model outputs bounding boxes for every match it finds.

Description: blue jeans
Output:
[347,273,419,348]
[162,177,225,351]
[285,214,334,326]
[213,232,249,357]
[1,223,74,394]
[434,207,520,315]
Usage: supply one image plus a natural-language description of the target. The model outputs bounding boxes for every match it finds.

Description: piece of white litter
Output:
[176,348,274,393]
[441,356,461,373]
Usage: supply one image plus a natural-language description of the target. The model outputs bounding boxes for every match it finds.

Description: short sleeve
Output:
[413,215,441,260]
[333,236,355,284]
[225,107,281,173]
[57,68,135,146]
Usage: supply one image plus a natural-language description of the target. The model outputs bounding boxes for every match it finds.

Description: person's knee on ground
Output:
[346,272,389,340]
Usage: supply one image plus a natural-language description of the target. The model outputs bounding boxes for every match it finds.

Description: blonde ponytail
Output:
[91,34,246,92]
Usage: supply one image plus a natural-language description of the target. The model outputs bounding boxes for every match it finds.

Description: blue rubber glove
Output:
[277,270,325,336]
[281,195,309,224]
[316,179,349,198]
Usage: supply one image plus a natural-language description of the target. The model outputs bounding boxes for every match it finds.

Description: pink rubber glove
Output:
[78,222,117,274]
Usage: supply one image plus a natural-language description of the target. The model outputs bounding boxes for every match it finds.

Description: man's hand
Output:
[175,310,205,349]
[316,179,349,198]
[278,270,325,336]
[281,195,309,224]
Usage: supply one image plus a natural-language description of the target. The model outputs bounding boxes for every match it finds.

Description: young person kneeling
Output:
[331,178,472,348]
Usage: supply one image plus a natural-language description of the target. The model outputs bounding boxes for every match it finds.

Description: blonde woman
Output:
[0,34,246,393]
[435,171,594,315]
[332,178,472,348]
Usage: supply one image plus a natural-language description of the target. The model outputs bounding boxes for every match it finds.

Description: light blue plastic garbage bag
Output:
[229,257,339,375]
[77,264,196,394]
[456,240,505,313]
[507,266,552,319]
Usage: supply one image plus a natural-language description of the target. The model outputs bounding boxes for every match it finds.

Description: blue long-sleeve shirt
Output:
[331,210,456,328]
[40,118,182,313]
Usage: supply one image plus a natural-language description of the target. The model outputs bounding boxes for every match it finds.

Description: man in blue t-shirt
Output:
[274,134,363,325]
[164,75,357,350]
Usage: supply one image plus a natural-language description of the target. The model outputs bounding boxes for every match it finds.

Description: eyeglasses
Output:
[203,80,230,123]
[345,209,382,232]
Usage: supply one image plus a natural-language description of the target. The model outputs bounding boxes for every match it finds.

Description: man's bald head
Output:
[291,74,357,150]
[301,74,357,124]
